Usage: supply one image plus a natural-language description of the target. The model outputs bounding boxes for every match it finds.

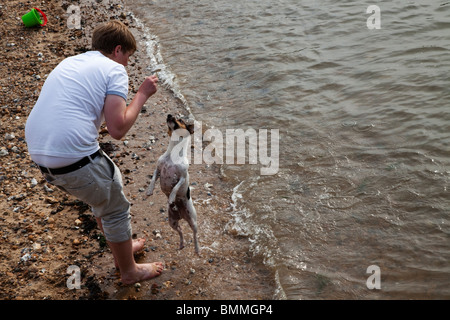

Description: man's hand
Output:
[138,75,158,99]
[104,75,159,140]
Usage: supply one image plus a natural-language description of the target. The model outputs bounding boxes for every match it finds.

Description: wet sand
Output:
[0,0,275,300]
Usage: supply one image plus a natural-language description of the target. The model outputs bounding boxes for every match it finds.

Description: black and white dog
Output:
[146,114,199,254]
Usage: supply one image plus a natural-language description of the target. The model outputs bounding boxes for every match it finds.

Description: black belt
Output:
[37,150,102,175]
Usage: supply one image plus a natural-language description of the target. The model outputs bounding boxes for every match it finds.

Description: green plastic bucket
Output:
[21,8,47,27]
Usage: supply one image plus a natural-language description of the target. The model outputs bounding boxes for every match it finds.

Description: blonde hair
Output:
[92,20,137,54]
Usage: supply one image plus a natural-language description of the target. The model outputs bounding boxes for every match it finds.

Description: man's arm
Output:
[104,75,158,140]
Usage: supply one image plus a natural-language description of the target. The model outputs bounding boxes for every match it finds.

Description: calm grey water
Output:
[126,0,450,299]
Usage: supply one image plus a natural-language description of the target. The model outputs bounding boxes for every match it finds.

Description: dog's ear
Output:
[186,124,195,134]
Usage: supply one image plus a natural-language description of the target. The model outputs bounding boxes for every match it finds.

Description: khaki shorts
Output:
[42,152,131,243]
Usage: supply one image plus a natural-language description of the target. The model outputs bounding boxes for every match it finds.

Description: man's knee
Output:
[101,211,132,243]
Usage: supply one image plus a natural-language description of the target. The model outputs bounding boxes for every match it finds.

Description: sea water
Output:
[126,0,450,299]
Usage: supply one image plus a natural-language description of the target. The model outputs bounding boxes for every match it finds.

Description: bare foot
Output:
[113,238,146,269]
[132,238,146,253]
[121,262,164,285]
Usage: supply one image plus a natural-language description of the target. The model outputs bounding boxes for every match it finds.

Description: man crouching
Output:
[25,21,163,285]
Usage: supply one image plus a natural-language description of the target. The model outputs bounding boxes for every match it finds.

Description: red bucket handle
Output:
[33,7,47,26]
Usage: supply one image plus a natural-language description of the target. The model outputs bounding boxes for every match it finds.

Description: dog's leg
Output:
[168,207,184,250]
[190,219,199,255]
[168,176,185,205]
[185,198,200,255]
[146,167,160,196]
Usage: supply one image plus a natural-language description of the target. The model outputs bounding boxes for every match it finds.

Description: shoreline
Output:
[0,0,275,300]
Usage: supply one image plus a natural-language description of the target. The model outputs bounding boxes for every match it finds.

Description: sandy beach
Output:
[0,0,275,300]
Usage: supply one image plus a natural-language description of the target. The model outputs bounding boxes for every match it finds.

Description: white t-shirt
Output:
[25,51,128,167]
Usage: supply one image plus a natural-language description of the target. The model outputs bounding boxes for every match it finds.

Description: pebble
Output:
[30,178,38,187]
[45,196,58,204]
[20,253,31,262]
[131,153,140,160]
[0,147,9,157]
[43,185,54,193]
[7,193,27,201]
[5,133,15,140]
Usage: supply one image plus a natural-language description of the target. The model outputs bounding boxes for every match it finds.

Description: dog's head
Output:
[166,114,195,136]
